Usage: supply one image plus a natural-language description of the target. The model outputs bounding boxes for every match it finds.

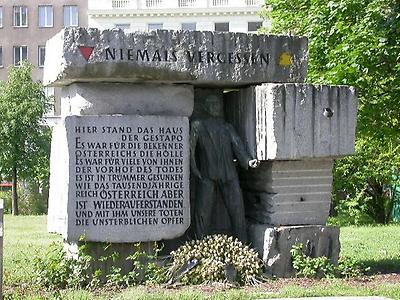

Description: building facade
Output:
[0,0,88,116]
[88,0,266,33]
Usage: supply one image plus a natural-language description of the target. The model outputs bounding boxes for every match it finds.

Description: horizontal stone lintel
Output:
[44,28,308,87]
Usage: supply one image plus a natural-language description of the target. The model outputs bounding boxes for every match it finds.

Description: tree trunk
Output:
[11,166,18,216]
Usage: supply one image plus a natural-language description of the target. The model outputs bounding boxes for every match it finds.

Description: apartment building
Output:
[88,0,266,33]
[0,0,88,116]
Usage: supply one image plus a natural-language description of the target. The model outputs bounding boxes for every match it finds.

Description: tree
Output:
[0,62,51,215]
[260,0,400,223]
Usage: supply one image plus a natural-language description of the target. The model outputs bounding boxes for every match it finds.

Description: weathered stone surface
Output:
[248,224,340,277]
[242,160,333,226]
[49,115,190,242]
[48,124,69,236]
[226,84,358,160]
[44,28,308,87]
[61,83,194,117]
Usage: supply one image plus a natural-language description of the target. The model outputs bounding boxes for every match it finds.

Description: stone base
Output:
[242,160,333,226]
[248,224,340,278]
[64,241,158,283]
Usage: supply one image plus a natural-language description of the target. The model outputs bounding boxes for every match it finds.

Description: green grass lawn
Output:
[340,225,400,273]
[3,215,400,299]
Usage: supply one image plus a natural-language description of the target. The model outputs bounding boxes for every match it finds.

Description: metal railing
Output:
[112,0,131,8]
[145,0,163,8]
[245,0,259,6]
[178,0,199,7]
[212,0,229,6]
[95,0,263,10]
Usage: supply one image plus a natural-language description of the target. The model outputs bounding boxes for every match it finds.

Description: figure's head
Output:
[204,95,223,117]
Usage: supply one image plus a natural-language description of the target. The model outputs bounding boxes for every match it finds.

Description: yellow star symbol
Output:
[279,52,293,67]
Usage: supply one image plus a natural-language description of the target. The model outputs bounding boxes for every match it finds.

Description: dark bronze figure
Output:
[190,94,259,242]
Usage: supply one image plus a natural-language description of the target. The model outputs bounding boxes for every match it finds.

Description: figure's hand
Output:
[248,159,260,168]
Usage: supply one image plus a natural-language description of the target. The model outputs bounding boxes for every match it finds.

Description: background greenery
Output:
[261,0,400,224]
[4,215,400,299]
[0,62,51,215]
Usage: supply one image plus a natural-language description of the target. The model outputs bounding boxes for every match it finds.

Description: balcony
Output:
[91,0,263,10]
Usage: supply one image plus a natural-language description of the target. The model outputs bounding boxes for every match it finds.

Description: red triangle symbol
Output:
[79,46,94,61]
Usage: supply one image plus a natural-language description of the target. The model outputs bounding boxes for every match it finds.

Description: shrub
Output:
[32,242,91,289]
[32,241,166,290]
[168,234,262,285]
[333,138,400,224]
[291,243,367,278]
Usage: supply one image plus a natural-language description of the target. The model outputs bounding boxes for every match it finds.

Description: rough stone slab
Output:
[49,115,190,242]
[241,160,333,226]
[61,83,194,117]
[48,123,69,236]
[226,84,358,160]
[248,224,340,277]
[44,28,308,86]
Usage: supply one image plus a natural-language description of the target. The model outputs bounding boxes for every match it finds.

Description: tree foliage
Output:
[0,62,51,214]
[261,0,400,223]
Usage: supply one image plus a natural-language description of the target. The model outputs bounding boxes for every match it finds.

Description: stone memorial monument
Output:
[45,28,357,277]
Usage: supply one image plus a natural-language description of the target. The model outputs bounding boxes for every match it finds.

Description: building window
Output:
[64,5,78,27]
[148,23,163,31]
[14,6,28,27]
[115,23,130,30]
[215,22,229,32]
[13,46,28,66]
[38,46,46,67]
[38,6,53,27]
[248,21,262,32]
[0,7,3,28]
[182,23,196,31]
[0,47,3,67]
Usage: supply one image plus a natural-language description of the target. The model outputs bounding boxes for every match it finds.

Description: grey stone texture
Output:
[242,160,333,226]
[225,84,358,160]
[248,224,340,277]
[48,83,194,239]
[43,28,308,87]
[61,83,194,117]
[48,124,69,235]
[49,115,190,243]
